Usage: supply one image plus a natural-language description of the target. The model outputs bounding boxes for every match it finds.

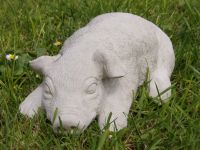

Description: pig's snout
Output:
[53,115,85,133]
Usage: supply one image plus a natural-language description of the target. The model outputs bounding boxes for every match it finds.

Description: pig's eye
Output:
[44,84,53,99]
[86,83,97,94]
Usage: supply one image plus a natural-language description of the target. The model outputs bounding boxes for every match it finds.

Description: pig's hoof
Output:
[99,114,127,131]
[149,71,172,102]
[109,120,127,132]
[19,100,38,118]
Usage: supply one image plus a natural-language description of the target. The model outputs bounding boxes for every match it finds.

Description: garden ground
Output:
[0,0,200,149]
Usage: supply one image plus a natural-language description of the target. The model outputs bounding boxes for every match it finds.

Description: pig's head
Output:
[28,49,126,132]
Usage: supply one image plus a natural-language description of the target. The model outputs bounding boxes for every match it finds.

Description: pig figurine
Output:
[19,12,175,132]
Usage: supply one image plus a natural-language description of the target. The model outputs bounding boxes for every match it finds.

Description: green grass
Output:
[0,0,200,149]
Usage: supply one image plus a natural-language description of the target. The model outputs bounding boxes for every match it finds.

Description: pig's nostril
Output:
[69,126,79,134]
[55,126,64,132]
[53,126,61,133]
[55,125,78,131]
[70,126,78,130]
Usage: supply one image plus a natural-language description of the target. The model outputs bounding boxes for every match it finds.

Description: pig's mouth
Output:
[53,122,85,134]
[52,112,96,133]
[53,116,86,133]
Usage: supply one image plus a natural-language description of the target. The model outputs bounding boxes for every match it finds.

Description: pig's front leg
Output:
[98,79,134,131]
[98,95,132,131]
[19,83,43,117]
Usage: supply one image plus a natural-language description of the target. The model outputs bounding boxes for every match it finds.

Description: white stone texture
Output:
[19,13,175,132]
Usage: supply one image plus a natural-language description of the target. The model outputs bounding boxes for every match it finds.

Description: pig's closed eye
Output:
[44,83,53,99]
[86,83,97,94]
[43,78,54,99]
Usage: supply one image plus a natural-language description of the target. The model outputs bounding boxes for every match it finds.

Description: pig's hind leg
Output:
[149,69,172,102]
[149,29,175,102]
[19,83,43,117]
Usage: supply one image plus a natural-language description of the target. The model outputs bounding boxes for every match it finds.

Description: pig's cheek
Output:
[83,94,100,111]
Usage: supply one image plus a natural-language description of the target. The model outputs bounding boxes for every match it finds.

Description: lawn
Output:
[0,0,200,149]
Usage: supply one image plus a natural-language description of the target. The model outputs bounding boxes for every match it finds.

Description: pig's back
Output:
[61,13,161,76]
[87,12,159,63]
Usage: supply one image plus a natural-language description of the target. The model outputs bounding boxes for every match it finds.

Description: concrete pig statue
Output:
[19,13,175,132]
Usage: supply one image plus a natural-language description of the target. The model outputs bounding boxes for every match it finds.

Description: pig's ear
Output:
[93,50,127,78]
[29,54,61,74]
